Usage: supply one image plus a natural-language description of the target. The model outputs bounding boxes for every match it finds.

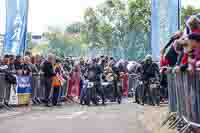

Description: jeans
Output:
[80,81,88,104]
[52,87,60,105]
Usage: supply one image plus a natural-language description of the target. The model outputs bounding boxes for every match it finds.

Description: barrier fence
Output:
[0,73,9,105]
[128,73,140,97]
[167,71,177,113]
[0,71,130,108]
[0,73,69,106]
[167,70,200,132]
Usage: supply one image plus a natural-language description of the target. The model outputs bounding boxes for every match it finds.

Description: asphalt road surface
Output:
[0,101,151,133]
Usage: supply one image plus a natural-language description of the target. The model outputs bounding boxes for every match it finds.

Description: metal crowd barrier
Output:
[0,72,68,108]
[128,73,140,97]
[167,71,177,113]
[166,70,200,132]
[0,73,9,104]
[31,73,68,103]
[31,73,46,103]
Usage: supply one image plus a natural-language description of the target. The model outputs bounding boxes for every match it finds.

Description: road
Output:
[0,101,151,133]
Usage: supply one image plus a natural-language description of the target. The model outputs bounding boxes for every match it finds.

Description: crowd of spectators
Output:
[0,52,77,106]
[160,14,200,73]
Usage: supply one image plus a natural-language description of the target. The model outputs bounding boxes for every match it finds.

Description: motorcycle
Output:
[85,80,99,106]
[135,80,144,104]
[149,78,160,106]
[135,78,160,106]
[100,80,113,103]
[100,72,122,104]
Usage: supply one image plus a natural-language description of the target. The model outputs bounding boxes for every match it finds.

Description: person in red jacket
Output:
[160,31,183,67]
[175,33,200,72]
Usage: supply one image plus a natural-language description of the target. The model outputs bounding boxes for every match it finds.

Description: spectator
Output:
[24,56,38,74]
[188,33,200,69]
[174,40,188,72]
[25,51,32,57]
[35,55,42,71]
[14,56,23,71]
[2,55,10,66]
[42,54,56,106]
[51,58,64,106]
[175,33,200,72]
[1,55,15,105]
[160,31,183,67]
[185,15,200,35]
[8,55,15,71]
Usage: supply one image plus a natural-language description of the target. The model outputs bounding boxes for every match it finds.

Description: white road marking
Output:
[56,111,86,119]
[29,111,86,120]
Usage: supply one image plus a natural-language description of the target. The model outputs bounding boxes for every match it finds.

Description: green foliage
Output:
[128,0,151,32]
[65,22,82,34]
[81,0,151,60]
[27,32,34,50]
[32,43,49,55]
[31,25,89,57]
[30,0,152,60]
[181,6,200,29]
[28,0,200,60]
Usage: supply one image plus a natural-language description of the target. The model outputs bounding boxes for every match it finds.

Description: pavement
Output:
[139,104,175,133]
[0,99,170,133]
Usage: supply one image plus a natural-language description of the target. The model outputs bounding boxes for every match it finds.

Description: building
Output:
[31,34,49,45]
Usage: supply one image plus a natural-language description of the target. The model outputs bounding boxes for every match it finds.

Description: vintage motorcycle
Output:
[101,71,122,104]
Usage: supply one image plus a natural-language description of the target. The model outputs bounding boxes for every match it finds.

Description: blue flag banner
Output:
[151,0,160,60]
[16,75,32,105]
[151,0,181,60]
[4,0,28,55]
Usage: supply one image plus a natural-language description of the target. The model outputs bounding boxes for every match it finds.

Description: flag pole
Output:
[177,0,181,30]
[23,0,29,56]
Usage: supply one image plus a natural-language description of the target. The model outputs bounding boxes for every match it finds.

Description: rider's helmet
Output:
[144,54,152,62]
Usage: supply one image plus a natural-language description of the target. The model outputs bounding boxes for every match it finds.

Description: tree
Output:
[82,7,100,48]
[181,6,200,29]
[80,0,151,59]
[32,0,151,59]
[128,0,151,32]
[27,32,34,50]
[82,0,129,56]
[30,25,88,57]
[65,22,82,34]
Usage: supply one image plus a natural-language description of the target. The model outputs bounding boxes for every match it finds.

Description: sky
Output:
[182,0,200,8]
[28,0,107,34]
[28,0,200,34]
[1,0,200,34]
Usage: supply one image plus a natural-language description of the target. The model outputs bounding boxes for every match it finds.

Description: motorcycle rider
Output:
[86,59,104,105]
[102,63,114,101]
[113,68,122,104]
[141,55,160,106]
[127,61,143,104]
[112,61,124,102]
